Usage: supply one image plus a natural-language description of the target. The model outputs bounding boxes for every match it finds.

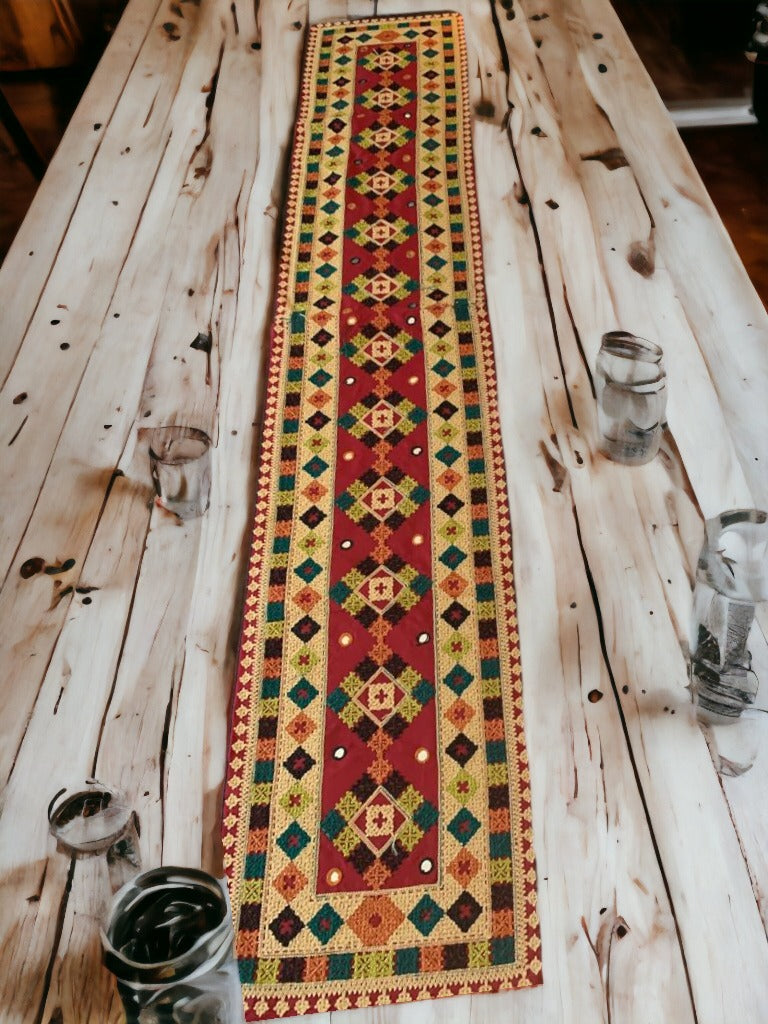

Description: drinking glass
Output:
[148,427,211,519]
[690,509,768,774]
[595,332,666,465]
[48,780,142,914]
[101,866,243,1024]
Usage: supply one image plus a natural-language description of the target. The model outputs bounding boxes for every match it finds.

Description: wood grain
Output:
[1,0,767,1021]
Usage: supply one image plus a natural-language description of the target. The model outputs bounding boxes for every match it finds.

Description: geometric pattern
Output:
[223,14,542,1021]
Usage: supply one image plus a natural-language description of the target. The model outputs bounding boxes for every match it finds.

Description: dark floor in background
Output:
[0,2,766,307]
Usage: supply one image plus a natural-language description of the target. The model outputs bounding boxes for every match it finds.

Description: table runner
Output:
[223,13,541,1018]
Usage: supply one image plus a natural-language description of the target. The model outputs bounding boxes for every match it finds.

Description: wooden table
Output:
[2,1,768,1020]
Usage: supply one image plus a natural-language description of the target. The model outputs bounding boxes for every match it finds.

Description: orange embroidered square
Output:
[247,827,269,853]
[484,718,505,741]
[479,638,499,659]
[305,956,328,982]
[489,807,511,833]
[492,909,515,936]
[263,657,282,678]
[256,738,276,762]
[420,946,444,973]
[236,930,259,957]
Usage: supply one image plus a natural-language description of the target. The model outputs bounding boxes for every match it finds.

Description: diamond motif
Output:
[356,566,404,612]
[348,166,414,200]
[269,906,304,947]
[445,732,478,765]
[445,697,475,729]
[364,478,405,521]
[443,665,474,696]
[447,768,478,805]
[276,822,310,860]
[307,903,344,945]
[447,849,481,887]
[291,615,321,642]
[337,470,429,532]
[350,787,407,853]
[285,711,316,743]
[279,783,311,819]
[359,85,415,110]
[343,268,418,307]
[287,678,318,709]
[447,808,481,846]
[339,392,427,446]
[446,891,482,932]
[330,555,431,629]
[283,746,316,780]
[442,600,470,628]
[355,667,407,725]
[408,894,444,936]
[273,863,307,901]
[346,214,416,251]
[342,325,421,373]
[347,894,405,946]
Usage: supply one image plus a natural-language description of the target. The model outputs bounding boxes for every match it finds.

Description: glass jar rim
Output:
[102,867,231,985]
[147,426,211,464]
[600,331,663,363]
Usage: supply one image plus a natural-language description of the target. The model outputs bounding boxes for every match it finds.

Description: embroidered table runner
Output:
[223,14,541,1019]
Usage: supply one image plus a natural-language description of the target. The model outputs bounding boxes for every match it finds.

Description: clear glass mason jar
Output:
[101,867,243,1024]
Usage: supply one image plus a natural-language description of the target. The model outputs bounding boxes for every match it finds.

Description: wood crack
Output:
[192,41,225,166]
[562,280,595,398]
[89,509,154,777]
[32,855,76,1024]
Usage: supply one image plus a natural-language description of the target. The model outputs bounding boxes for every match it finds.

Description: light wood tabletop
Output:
[2,0,768,1021]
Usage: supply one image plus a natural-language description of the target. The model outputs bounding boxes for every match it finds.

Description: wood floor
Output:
[0,1,767,307]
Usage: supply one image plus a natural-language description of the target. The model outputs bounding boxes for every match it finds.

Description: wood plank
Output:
[32,3,330,1022]
[0,0,163,383]
[562,0,768,506]
[0,0,204,580]
[0,0,244,788]
[308,1,375,25]
[0,447,153,1021]
[492,2,768,1020]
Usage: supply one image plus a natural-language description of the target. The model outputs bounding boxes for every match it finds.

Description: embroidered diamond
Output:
[283,746,316,780]
[342,326,421,373]
[408,894,444,936]
[307,902,344,945]
[446,891,482,932]
[349,787,407,853]
[268,906,304,947]
[356,566,404,612]
[447,808,481,846]
[447,849,481,887]
[361,478,405,520]
[344,268,418,306]
[276,822,310,860]
[347,894,405,946]
[339,392,426,445]
[273,863,307,901]
[355,667,407,725]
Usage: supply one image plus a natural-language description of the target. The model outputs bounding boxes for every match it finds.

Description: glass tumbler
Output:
[595,332,666,465]
[101,866,243,1024]
[148,427,211,519]
[48,780,142,916]
[690,509,768,774]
